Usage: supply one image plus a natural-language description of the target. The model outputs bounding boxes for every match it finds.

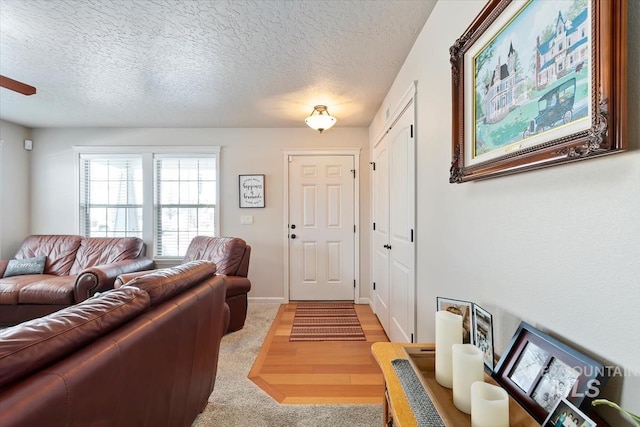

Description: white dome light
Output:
[304,105,337,133]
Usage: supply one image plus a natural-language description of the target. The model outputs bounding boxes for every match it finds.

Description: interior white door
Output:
[388,106,415,343]
[371,99,415,343]
[372,140,390,333]
[288,155,355,301]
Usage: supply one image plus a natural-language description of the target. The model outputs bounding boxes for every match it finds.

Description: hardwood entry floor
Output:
[248,303,389,404]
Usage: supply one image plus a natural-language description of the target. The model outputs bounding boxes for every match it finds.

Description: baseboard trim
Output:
[249,297,372,306]
[248,297,287,304]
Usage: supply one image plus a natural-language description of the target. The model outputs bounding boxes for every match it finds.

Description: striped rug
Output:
[289,303,366,341]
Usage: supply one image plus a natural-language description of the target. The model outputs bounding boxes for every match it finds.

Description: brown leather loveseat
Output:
[0,260,228,427]
[0,234,154,326]
[117,235,251,333]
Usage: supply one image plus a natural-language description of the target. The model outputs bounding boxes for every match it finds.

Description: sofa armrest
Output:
[114,270,151,288]
[0,259,8,277]
[74,257,155,302]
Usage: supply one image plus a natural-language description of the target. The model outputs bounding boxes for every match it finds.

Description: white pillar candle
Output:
[435,310,463,388]
[452,344,485,414]
[470,381,509,427]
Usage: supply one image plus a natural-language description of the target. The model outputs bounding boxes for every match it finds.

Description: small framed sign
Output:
[239,174,265,208]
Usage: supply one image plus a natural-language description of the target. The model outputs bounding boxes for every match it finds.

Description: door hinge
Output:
[351,169,356,178]
[410,124,414,138]
[370,161,376,171]
[354,225,356,233]
[354,279,356,288]
[373,282,376,290]
[411,333,414,343]
[411,229,414,242]
[373,222,376,231]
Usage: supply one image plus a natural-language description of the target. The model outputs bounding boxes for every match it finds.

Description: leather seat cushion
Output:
[0,275,76,305]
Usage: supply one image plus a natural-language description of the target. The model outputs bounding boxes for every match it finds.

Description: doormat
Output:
[289,303,366,342]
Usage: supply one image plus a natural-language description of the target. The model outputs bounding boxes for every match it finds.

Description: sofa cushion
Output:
[16,275,77,305]
[123,260,217,307]
[183,236,247,275]
[0,287,150,389]
[14,235,82,276]
[70,237,146,274]
[2,256,46,278]
[0,275,76,305]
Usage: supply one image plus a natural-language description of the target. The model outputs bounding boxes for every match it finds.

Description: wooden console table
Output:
[371,342,538,427]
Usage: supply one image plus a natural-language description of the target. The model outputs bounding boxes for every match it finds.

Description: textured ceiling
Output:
[0,0,436,129]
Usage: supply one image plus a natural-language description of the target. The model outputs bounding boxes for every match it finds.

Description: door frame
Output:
[282,148,361,303]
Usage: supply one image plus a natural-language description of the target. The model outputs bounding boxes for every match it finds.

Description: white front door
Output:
[288,155,356,301]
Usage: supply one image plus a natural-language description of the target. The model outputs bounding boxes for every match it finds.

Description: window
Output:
[76,146,220,258]
[155,156,217,257]
[80,155,143,238]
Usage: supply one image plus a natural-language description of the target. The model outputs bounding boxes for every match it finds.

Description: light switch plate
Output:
[24,139,33,151]
[240,215,254,225]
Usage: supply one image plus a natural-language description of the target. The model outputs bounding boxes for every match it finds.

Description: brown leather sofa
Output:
[0,260,228,427]
[117,235,251,333]
[0,234,154,326]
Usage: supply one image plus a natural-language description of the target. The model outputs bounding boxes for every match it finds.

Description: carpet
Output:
[289,303,366,342]
[191,303,382,427]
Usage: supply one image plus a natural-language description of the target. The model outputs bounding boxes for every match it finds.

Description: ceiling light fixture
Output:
[304,105,337,133]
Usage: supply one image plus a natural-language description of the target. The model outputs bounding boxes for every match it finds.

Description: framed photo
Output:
[472,305,495,372]
[436,297,474,344]
[543,398,596,427]
[449,0,627,182]
[493,322,607,423]
[239,174,265,208]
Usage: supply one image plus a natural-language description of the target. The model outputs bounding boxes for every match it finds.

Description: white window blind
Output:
[79,155,143,238]
[154,155,217,257]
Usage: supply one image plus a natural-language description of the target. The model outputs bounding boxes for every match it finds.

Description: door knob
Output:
[291,234,297,239]
[291,224,296,229]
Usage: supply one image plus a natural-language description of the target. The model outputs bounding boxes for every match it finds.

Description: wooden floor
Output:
[248,302,389,404]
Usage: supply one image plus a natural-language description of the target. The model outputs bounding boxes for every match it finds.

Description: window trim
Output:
[73,145,221,259]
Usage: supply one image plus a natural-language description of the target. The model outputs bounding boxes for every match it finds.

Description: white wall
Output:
[26,127,371,303]
[370,0,639,423]
[0,120,31,258]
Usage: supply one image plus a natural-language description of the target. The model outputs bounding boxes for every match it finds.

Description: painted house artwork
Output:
[483,42,524,124]
[534,9,589,89]
[473,0,590,158]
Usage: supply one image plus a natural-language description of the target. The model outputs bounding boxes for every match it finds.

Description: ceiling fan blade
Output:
[0,75,37,96]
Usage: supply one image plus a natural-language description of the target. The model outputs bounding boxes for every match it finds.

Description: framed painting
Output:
[449,0,627,182]
[493,322,608,423]
[239,174,265,208]
[472,304,495,372]
[436,297,474,345]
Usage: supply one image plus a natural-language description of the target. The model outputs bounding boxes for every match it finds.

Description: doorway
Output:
[284,149,360,301]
